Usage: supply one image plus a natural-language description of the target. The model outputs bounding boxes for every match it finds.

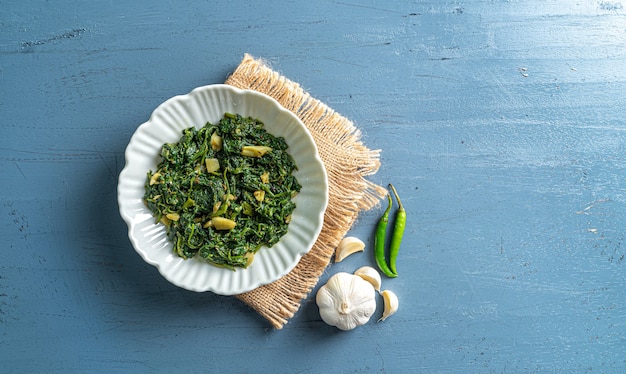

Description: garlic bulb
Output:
[316,272,377,331]
[334,236,365,262]
[354,266,382,292]
[378,290,399,322]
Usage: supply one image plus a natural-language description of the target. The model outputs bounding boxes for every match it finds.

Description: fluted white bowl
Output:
[118,84,328,295]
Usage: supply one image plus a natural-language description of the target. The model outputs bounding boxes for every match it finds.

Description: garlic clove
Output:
[334,236,365,262]
[378,290,399,322]
[354,266,382,292]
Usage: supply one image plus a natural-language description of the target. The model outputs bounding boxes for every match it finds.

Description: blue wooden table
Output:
[2,1,625,372]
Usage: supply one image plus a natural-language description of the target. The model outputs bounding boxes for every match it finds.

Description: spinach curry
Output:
[144,113,301,269]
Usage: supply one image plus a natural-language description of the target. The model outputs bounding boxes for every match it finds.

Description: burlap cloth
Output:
[225,54,386,329]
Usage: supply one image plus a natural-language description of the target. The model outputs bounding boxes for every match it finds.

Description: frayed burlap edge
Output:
[226,54,386,329]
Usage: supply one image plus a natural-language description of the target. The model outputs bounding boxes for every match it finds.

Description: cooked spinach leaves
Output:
[144,113,301,269]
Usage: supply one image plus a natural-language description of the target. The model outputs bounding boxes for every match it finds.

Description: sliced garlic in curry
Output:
[149,171,161,185]
[354,266,382,292]
[210,132,222,151]
[260,171,270,184]
[209,217,237,230]
[241,145,272,157]
[378,290,399,322]
[160,215,171,226]
[244,252,255,267]
[205,157,220,173]
[334,236,365,262]
[254,190,265,202]
[165,212,180,221]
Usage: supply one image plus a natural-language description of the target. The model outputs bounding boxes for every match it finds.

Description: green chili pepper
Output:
[388,184,406,275]
[375,193,397,278]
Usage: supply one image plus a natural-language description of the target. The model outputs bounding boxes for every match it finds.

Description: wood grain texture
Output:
[1,0,625,372]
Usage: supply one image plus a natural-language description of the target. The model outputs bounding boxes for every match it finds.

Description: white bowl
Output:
[118,84,328,295]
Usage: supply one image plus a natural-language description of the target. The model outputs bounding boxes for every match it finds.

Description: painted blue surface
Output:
[2,1,625,372]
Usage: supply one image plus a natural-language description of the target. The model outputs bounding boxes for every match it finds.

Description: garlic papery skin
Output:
[378,290,399,322]
[316,272,377,331]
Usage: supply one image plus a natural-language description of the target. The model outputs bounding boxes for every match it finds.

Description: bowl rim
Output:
[117,84,328,294]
